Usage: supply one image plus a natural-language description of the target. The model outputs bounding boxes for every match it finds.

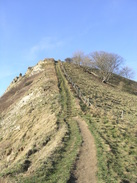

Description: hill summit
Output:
[0,58,137,183]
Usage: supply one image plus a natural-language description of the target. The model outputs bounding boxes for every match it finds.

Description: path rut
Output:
[69,116,97,183]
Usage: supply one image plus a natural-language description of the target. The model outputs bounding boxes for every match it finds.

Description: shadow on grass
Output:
[67,174,77,183]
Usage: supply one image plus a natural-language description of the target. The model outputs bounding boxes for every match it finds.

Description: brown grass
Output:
[63,62,137,182]
[0,73,42,113]
[0,61,67,182]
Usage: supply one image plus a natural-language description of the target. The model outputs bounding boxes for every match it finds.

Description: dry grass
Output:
[0,73,41,113]
[0,60,67,182]
[1,59,136,182]
[0,60,82,183]
[63,62,137,182]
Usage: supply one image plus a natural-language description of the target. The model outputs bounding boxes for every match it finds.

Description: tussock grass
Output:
[0,61,66,182]
[63,62,137,183]
[12,62,82,183]
[40,62,82,183]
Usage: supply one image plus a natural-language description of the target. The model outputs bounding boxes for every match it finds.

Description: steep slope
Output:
[62,62,137,183]
[82,65,137,95]
[1,58,136,183]
[0,59,82,183]
[0,59,61,181]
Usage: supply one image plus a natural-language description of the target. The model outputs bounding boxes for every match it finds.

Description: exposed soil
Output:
[69,116,97,183]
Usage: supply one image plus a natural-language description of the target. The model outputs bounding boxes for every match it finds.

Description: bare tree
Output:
[90,51,124,83]
[82,55,92,67]
[72,51,84,65]
[119,66,134,79]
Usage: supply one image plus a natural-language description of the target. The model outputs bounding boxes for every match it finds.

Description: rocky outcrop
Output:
[4,73,23,94]
[25,58,54,77]
[4,58,55,94]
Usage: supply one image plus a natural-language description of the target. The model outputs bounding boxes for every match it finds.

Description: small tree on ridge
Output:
[90,51,124,83]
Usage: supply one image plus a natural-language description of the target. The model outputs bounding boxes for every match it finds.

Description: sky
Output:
[0,0,137,96]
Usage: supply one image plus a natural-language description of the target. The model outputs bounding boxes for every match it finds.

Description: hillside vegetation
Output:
[0,59,81,183]
[63,62,137,183]
[0,58,136,183]
[82,65,137,95]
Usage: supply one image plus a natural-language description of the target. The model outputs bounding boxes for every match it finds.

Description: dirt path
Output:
[69,116,97,183]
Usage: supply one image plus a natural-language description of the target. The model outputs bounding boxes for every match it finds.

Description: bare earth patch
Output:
[69,116,97,183]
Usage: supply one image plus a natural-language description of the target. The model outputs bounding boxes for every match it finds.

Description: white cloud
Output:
[27,37,64,61]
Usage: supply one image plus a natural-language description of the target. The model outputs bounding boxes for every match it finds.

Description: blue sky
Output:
[0,0,137,96]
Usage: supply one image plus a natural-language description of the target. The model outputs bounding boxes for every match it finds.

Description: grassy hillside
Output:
[0,60,82,183]
[0,59,136,183]
[63,62,137,183]
[82,65,137,95]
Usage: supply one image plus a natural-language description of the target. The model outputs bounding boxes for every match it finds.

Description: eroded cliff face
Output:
[0,59,66,182]
[4,59,54,95]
